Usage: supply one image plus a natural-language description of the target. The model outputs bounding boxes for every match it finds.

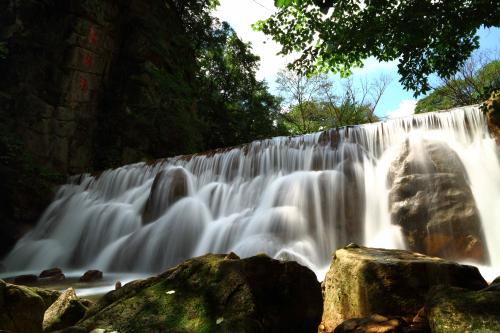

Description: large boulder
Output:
[0,279,61,333]
[142,167,190,223]
[483,90,500,144]
[43,288,89,333]
[388,139,488,263]
[321,245,487,332]
[426,285,500,332]
[63,253,322,333]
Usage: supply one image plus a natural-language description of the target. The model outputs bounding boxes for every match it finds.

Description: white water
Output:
[2,106,500,280]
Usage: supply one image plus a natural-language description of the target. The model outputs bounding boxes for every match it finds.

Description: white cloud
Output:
[214,0,291,82]
[387,99,417,119]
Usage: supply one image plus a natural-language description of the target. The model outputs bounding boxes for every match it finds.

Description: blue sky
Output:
[215,0,500,118]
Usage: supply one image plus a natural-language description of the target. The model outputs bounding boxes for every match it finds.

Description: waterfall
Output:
[3,106,500,279]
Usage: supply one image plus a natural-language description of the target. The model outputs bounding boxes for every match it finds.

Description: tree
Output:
[277,68,390,134]
[415,53,500,113]
[255,0,499,96]
[276,69,327,133]
[197,21,287,147]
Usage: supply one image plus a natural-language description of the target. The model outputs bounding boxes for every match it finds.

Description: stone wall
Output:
[0,0,196,257]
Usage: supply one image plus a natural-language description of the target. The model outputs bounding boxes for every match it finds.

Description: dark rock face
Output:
[388,139,488,263]
[321,245,487,332]
[0,279,61,333]
[426,285,500,332]
[0,0,197,257]
[65,254,322,333]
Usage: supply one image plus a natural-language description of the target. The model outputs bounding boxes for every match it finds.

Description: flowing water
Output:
[2,106,500,282]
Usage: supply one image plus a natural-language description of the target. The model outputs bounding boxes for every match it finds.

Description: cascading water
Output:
[2,106,500,280]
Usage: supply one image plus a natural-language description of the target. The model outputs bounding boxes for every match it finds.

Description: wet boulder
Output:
[426,285,500,332]
[331,314,410,333]
[43,288,89,333]
[0,279,61,333]
[14,273,38,285]
[142,167,190,223]
[40,268,65,282]
[321,245,487,332]
[79,270,103,282]
[64,253,322,333]
[40,268,63,278]
[388,139,488,263]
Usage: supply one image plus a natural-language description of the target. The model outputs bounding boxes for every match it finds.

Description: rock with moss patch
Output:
[321,246,487,332]
[0,279,61,333]
[483,90,500,144]
[62,253,322,333]
[426,285,500,332]
[43,287,88,333]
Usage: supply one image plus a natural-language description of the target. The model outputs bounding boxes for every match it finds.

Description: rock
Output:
[79,270,103,282]
[142,167,190,223]
[114,281,121,290]
[483,90,500,144]
[43,288,88,333]
[0,279,61,333]
[65,254,322,333]
[321,245,487,332]
[388,139,488,263]
[14,274,38,285]
[426,285,500,332]
[40,268,63,278]
[333,314,409,333]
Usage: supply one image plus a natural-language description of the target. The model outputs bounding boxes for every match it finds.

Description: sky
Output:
[214,0,500,119]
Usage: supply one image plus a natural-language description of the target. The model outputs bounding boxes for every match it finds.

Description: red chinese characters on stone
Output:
[79,78,89,93]
[88,26,97,44]
[83,53,93,67]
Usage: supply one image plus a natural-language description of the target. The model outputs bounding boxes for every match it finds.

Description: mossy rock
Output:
[64,253,322,333]
[427,286,500,332]
[483,90,500,144]
[43,288,89,333]
[0,279,61,333]
[321,245,487,332]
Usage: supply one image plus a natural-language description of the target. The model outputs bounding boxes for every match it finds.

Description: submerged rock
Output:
[79,270,103,282]
[426,285,500,332]
[40,268,64,278]
[14,273,38,285]
[0,279,61,333]
[321,245,487,332]
[388,139,488,263]
[64,253,322,333]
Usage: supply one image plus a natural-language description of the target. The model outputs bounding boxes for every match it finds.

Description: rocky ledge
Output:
[2,247,499,333]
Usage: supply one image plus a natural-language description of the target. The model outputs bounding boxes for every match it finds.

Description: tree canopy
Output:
[255,0,499,96]
[416,55,500,113]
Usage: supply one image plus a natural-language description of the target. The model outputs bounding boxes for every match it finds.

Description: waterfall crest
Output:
[3,106,500,278]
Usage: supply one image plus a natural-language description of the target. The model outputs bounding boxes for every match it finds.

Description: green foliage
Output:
[197,21,287,147]
[416,58,500,113]
[0,41,7,59]
[255,0,499,96]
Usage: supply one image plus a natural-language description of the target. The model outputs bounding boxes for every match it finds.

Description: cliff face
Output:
[0,0,197,257]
